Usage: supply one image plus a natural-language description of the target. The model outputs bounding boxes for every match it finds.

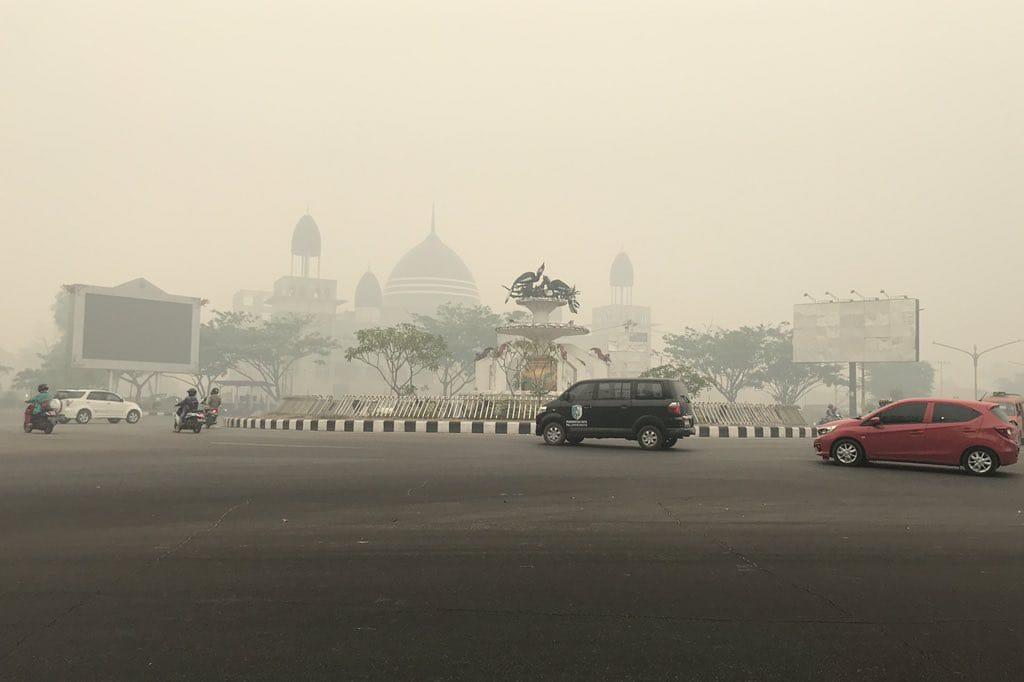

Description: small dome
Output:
[354,270,383,309]
[291,214,322,257]
[610,251,634,287]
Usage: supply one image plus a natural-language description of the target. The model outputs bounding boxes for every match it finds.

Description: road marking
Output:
[209,438,366,448]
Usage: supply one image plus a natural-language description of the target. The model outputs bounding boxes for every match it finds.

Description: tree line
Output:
[9,292,935,405]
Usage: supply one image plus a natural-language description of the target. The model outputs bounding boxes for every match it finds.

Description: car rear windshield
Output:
[991,405,1014,423]
[56,390,86,399]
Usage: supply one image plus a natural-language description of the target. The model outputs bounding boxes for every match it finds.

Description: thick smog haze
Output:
[3,0,1022,390]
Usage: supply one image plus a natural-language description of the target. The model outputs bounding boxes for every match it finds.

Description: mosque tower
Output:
[291,212,322,279]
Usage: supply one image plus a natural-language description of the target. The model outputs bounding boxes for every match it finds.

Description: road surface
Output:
[2,415,1023,679]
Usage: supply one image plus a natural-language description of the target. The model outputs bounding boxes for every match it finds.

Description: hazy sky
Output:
[2,1,1022,388]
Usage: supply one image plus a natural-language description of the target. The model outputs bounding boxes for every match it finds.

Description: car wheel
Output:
[637,425,664,450]
[76,409,92,425]
[126,410,141,424]
[962,448,999,477]
[663,437,678,449]
[543,421,567,446]
[107,418,121,423]
[566,435,584,446]
[832,439,865,466]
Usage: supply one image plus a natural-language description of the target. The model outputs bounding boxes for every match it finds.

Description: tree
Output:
[118,370,157,402]
[757,324,844,406]
[661,326,773,402]
[223,313,339,401]
[413,303,502,396]
[492,339,536,395]
[641,363,711,399]
[12,290,107,392]
[345,323,446,396]
[866,362,935,401]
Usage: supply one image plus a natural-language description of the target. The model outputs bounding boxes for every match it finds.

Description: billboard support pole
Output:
[848,362,857,417]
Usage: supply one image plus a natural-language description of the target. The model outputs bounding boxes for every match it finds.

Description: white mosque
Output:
[232,209,482,394]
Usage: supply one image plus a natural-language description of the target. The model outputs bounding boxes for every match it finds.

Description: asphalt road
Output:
[2,414,1023,681]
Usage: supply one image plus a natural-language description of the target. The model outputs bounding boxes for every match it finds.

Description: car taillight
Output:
[994,426,1013,440]
[668,402,682,416]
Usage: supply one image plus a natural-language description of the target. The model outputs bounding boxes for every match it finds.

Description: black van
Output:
[535,378,695,449]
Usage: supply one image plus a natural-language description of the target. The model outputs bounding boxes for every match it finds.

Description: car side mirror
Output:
[862,416,882,427]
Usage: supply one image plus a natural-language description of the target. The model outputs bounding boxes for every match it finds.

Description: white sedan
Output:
[55,389,143,425]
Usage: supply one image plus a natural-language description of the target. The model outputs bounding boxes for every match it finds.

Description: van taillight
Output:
[668,402,682,416]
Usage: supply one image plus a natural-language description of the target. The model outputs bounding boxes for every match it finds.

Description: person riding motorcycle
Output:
[24,383,52,427]
[175,388,200,426]
[823,403,842,423]
[202,387,222,410]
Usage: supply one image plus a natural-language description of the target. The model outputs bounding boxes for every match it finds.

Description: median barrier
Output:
[225,417,813,438]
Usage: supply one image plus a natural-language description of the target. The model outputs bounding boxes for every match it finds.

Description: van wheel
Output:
[832,439,865,466]
[566,435,584,446]
[963,448,999,476]
[637,425,664,450]
[543,421,566,446]
[663,437,678,449]
[76,409,92,425]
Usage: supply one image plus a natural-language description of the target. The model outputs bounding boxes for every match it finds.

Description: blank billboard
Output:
[70,279,201,372]
[793,299,919,363]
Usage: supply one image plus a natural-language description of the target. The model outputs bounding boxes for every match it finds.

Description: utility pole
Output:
[934,360,950,396]
[933,339,1023,399]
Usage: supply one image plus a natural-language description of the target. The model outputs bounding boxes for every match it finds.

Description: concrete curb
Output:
[224,417,812,439]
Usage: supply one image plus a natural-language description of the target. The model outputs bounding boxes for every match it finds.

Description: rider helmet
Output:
[38,384,49,393]
[211,387,220,394]
[187,388,197,396]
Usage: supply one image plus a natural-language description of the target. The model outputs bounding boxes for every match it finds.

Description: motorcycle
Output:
[203,406,219,429]
[23,398,63,434]
[173,409,206,434]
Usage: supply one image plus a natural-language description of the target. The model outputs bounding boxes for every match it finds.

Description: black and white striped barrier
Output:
[224,417,812,438]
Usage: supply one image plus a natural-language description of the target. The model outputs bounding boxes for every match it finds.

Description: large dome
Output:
[354,269,383,309]
[609,251,634,287]
[291,214,321,257]
[384,229,479,317]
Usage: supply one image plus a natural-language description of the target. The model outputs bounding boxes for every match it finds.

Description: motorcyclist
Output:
[202,387,222,410]
[175,388,200,426]
[823,403,842,422]
[25,383,52,427]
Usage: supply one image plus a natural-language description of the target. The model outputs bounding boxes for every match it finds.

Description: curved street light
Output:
[932,339,1024,399]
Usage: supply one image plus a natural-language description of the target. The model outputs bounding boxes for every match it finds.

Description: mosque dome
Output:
[383,219,479,317]
[354,270,383,309]
[610,251,634,288]
[291,214,322,257]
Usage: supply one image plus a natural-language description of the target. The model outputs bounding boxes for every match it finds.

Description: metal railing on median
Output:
[270,394,807,426]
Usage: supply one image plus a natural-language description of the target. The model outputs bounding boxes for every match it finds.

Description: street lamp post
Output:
[932,339,1023,399]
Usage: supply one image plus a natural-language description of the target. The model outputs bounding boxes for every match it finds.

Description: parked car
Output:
[536,378,695,449]
[981,392,1024,443]
[55,389,143,425]
[813,398,1019,476]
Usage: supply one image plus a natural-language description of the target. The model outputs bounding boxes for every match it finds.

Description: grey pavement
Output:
[1,413,1023,680]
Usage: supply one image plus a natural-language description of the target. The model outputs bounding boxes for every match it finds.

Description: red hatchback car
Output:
[813,398,1019,476]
